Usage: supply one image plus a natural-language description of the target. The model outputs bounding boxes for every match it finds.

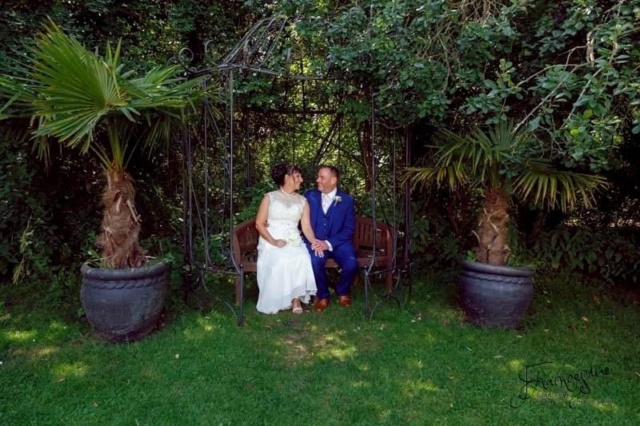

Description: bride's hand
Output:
[311,240,324,257]
[273,239,286,248]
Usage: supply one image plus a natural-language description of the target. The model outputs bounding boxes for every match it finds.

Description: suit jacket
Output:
[304,189,356,249]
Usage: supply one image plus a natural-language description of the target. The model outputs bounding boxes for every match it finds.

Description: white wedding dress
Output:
[256,190,317,314]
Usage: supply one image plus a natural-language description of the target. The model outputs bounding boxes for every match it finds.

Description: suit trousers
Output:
[309,242,358,300]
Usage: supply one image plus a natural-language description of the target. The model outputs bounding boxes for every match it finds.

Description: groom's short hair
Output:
[319,165,340,181]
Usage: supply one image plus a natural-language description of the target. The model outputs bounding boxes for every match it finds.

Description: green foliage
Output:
[235,180,274,223]
[141,233,187,307]
[0,130,92,305]
[0,0,248,74]
[0,135,33,277]
[409,214,463,271]
[6,199,87,309]
[273,0,640,172]
[503,225,541,269]
[529,227,640,286]
[464,250,476,262]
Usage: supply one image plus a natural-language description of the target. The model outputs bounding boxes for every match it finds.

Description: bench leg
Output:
[385,271,393,294]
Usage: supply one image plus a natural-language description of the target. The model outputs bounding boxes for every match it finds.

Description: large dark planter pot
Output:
[459,260,534,329]
[80,261,169,342]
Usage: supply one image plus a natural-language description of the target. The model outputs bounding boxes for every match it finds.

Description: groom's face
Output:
[316,167,337,193]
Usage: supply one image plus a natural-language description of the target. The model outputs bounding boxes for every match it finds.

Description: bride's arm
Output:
[256,195,285,247]
[301,201,323,257]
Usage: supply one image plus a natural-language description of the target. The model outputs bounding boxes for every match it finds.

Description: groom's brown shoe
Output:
[314,298,330,312]
[338,295,352,307]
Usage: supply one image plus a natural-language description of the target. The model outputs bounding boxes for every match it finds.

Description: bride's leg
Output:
[292,298,303,314]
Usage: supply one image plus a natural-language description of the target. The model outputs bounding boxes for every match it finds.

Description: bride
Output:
[255,163,321,314]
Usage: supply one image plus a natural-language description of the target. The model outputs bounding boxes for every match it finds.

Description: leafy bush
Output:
[0,127,101,309]
[0,133,33,278]
[528,227,640,287]
[408,188,480,271]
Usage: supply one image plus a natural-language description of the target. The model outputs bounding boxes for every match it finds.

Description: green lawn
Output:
[1,273,638,425]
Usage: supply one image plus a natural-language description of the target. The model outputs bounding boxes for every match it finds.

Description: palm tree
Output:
[405,120,607,265]
[0,23,211,268]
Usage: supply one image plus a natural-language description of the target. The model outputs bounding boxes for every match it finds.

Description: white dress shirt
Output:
[321,188,338,214]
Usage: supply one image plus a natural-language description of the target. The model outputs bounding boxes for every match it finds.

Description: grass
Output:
[1,271,639,425]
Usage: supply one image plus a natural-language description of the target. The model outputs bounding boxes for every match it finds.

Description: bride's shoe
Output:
[292,299,303,314]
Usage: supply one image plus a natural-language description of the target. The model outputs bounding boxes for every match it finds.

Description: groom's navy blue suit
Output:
[304,188,358,300]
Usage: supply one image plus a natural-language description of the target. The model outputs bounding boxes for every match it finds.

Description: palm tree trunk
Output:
[97,168,146,268]
[474,187,510,265]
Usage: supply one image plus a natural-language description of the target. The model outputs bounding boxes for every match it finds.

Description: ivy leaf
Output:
[484,80,497,89]
[528,116,541,132]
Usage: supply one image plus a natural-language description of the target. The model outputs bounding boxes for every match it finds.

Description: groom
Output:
[305,165,358,312]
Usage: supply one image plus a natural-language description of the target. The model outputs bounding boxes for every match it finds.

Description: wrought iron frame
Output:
[178,16,413,325]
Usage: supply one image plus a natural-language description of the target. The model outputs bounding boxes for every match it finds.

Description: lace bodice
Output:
[267,190,306,229]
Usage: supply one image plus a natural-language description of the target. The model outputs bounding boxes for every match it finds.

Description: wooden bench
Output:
[231,216,395,305]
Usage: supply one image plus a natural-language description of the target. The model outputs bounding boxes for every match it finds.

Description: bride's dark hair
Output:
[271,163,301,186]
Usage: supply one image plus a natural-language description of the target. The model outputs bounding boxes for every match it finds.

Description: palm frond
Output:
[514,159,608,211]
[426,124,511,189]
[0,74,39,118]
[1,21,212,168]
[402,164,468,192]
[27,22,129,146]
[405,120,605,214]
[89,143,112,170]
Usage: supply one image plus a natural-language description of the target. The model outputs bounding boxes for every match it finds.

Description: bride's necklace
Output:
[280,187,296,196]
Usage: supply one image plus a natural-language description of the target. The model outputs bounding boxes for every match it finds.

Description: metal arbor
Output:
[180,16,413,325]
